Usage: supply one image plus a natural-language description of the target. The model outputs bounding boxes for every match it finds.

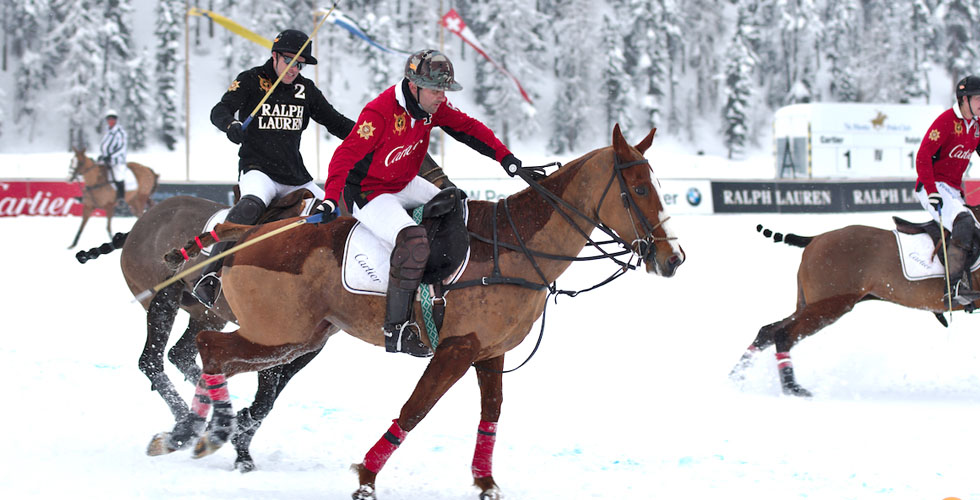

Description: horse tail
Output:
[756,224,813,248]
[75,232,129,264]
[163,222,255,272]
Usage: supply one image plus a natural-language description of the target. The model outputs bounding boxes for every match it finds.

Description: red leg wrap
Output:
[201,373,230,404]
[363,419,408,473]
[191,378,211,418]
[775,351,793,370]
[472,421,498,478]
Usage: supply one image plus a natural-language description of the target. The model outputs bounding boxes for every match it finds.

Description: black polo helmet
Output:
[956,75,980,99]
[271,29,317,65]
[405,49,462,91]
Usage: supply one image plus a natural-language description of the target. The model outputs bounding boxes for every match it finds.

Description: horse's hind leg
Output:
[352,334,480,499]
[729,319,787,382]
[232,347,323,473]
[768,294,861,397]
[139,282,188,420]
[472,355,505,500]
[168,313,225,384]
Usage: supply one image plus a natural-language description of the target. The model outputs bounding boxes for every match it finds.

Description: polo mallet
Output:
[938,209,954,319]
[132,215,317,303]
[240,2,339,130]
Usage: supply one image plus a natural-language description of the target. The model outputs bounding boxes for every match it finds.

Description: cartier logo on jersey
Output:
[258,103,304,130]
[385,139,424,167]
[949,144,974,160]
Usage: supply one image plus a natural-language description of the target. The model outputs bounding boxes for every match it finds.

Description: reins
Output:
[469,154,672,373]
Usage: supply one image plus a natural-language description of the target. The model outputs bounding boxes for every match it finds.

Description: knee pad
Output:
[227,195,266,225]
[390,226,430,277]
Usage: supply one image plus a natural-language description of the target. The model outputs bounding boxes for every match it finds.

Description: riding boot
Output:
[191,195,266,308]
[943,213,980,307]
[383,225,433,357]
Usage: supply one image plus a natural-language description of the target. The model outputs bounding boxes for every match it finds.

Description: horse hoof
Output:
[351,484,376,500]
[146,432,177,456]
[782,384,813,398]
[234,457,256,473]
[479,487,502,500]
[192,432,224,459]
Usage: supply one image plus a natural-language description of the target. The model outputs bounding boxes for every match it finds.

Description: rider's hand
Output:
[312,199,339,224]
[928,192,943,212]
[501,154,522,177]
[226,120,244,144]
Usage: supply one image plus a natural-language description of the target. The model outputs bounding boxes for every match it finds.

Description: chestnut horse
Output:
[76,194,320,471]
[68,147,158,249]
[148,125,684,498]
[729,215,980,397]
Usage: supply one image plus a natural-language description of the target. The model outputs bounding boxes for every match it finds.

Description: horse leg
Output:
[104,205,116,238]
[472,355,505,500]
[146,374,212,456]
[770,294,861,397]
[138,282,189,420]
[728,318,786,382]
[167,313,225,384]
[352,334,480,499]
[68,206,93,249]
[232,347,323,472]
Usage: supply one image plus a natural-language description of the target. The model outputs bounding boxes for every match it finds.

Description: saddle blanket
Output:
[342,204,470,296]
[893,230,980,281]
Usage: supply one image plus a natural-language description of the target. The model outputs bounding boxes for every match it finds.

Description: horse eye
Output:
[634,185,648,196]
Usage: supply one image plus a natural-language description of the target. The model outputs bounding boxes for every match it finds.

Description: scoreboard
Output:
[773,103,944,179]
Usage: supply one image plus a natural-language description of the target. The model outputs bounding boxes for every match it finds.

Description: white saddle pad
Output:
[342,205,470,296]
[893,230,980,281]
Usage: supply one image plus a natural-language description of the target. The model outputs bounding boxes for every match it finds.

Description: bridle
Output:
[69,156,113,192]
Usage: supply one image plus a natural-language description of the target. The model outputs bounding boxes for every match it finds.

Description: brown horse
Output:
[149,125,685,498]
[68,147,158,249]
[76,194,321,471]
[729,216,980,397]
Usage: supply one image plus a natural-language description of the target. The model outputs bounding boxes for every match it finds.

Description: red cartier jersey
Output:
[916,107,980,195]
[324,83,511,206]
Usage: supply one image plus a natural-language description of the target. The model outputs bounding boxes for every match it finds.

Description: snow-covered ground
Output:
[2,204,980,499]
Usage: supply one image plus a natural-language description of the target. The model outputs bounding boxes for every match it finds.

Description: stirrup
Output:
[383,321,433,358]
[192,272,222,308]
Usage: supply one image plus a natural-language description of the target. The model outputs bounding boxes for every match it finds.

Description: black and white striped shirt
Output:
[100,125,128,167]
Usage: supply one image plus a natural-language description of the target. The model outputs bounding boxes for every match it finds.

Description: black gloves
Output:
[226,120,244,144]
[312,199,340,224]
[501,154,522,177]
[928,192,943,212]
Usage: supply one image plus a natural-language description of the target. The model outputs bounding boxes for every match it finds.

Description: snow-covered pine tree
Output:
[469,0,545,144]
[11,0,55,140]
[155,0,183,150]
[98,0,135,115]
[51,0,102,149]
[600,12,633,135]
[359,9,402,102]
[722,4,756,159]
[548,0,595,154]
[942,0,980,80]
[822,0,860,102]
[624,0,670,132]
[123,53,152,150]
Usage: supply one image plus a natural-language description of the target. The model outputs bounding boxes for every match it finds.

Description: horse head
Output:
[596,124,685,277]
[68,146,105,184]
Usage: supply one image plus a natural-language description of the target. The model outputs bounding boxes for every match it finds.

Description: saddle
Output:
[233,186,316,223]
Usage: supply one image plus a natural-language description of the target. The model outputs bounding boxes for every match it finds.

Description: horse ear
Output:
[635,128,657,155]
[612,123,630,158]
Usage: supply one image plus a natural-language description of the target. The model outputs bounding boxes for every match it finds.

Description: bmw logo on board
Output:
[686,187,702,206]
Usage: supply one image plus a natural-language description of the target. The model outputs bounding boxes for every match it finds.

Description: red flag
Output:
[440,9,533,105]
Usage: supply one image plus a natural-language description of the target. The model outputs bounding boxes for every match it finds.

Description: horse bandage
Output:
[472,420,498,478]
[363,419,408,473]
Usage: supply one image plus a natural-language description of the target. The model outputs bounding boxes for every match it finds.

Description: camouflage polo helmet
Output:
[405,49,462,91]
[272,29,317,65]
[956,75,980,99]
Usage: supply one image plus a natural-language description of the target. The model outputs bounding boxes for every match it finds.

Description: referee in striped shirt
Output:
[99,109,128,199]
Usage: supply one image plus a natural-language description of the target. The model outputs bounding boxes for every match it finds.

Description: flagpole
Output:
[439,0,446,171]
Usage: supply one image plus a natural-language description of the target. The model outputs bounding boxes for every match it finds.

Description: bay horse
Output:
[729,215,980,397]
[68,147,158,249]
[149,125,685,499]
[76,194,321,471]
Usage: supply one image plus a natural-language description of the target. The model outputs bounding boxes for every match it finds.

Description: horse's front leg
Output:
[68,206,93,249]
[352,333,480,499]
[104,205,116,238]
[232,347,323,473]
[472,355,504,500]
